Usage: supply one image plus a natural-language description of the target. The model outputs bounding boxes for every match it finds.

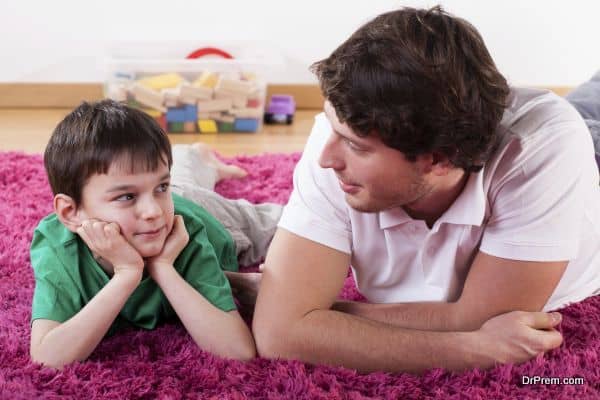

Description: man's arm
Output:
[332,251,567,331]
[30,270,141,369]
[253,229,563,374]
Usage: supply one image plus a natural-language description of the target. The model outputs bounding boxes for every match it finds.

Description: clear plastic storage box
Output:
[104,44,275,133]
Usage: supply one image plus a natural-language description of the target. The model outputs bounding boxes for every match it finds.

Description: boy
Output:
[29,100,280,369]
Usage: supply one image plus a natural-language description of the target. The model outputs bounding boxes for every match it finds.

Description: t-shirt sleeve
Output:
[30,231,82,323]
[277,113,352,254]
[176,218,237,312]
[480,121,592,261]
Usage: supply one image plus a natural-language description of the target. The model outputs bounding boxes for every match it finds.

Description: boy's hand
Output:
[77,219,144,276]
[147,215,189,276]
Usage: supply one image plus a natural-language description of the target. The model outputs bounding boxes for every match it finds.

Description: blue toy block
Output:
[184,105,197,121]
[233,118,259,132]
[166,107,186,123]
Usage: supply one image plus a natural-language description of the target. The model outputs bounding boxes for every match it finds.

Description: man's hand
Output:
[76,219,144,276]
[475,311,563,367]
[147,215,189,277]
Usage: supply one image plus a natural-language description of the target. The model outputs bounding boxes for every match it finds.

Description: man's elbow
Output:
[252,316,295,359]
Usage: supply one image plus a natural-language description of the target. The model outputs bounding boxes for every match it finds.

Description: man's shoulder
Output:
[502,87,585,139]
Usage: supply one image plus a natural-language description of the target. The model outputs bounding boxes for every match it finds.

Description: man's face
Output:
[76,155,175,258]
[319,101,433,213]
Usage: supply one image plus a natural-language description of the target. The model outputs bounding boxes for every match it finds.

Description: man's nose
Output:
[318,135,345,170]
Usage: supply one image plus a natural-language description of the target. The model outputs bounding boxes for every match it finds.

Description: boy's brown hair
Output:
[44,99,172,204]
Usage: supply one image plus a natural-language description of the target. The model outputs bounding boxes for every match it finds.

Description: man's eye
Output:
[345,139,362,151]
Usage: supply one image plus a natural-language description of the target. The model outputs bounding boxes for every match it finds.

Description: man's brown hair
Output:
[311,6,510,172]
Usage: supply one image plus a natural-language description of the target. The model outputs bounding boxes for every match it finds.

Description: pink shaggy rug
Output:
[0,151,598,399]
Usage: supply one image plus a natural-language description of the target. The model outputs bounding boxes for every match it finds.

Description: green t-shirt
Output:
[30,193,238,335]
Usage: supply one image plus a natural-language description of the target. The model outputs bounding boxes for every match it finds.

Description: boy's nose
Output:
[138,197,162,219]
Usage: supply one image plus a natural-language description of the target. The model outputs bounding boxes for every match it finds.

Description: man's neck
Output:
[402,170,469,228]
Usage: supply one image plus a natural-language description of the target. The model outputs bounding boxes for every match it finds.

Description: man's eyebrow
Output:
[106,173,171,193]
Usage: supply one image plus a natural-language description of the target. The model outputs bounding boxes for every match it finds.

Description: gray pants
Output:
[170,144,282,266]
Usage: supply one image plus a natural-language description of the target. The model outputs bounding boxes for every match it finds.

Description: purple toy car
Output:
[264,94,296,124]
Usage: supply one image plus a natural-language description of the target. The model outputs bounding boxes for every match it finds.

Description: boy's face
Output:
[75,155,175,258]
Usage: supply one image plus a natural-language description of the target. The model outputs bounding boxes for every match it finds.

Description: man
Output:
[252,6,600,373]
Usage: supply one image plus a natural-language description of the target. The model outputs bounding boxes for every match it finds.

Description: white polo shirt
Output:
[278,87,600,311]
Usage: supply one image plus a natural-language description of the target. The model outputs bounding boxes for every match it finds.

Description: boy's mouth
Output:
[135,226,165,238]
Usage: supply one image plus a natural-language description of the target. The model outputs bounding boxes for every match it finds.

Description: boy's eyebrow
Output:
[105,173,171,192]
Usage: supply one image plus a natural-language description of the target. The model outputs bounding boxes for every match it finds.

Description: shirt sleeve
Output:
[277,113,352,254]
[30,232,82,323]
[480,120,592,261]
[176,218,237,312]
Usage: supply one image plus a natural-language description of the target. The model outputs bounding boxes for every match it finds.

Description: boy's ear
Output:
[54,194,82,233]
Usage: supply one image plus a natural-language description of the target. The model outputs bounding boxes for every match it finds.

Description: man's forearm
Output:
[332,300,468,331]
[261,307,491,374]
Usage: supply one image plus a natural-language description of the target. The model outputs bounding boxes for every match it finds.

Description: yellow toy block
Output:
[193,71,218,89]
[138,73,184,90]
[141,109,163,118]
[198,119,218,133]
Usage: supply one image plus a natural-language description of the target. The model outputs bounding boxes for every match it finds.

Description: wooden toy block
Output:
[192,71,218,89]
[241,71,257,81]
[183,121,197,133]
[230,107,263,118]
[197,112,210,120]
[217,121,234,132]
[233,118,259,132]
[196,98,233,113]
[166,107,187,123]
[214,90,247,108]
[168,121,184,133]
[208,112,223,119]
[247,98,261,108]
[138,73,184,90]
[107,84,128,102]
[198,119,218,133]
[155,115,167,131]
[216,115,235,124]
[179,84,212,101]
[183,105,198,121]
[142,109,163,118]
[215,77,254,96]
[130,84,166,112]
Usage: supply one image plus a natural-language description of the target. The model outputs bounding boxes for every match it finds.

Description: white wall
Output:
[1,0,598,86]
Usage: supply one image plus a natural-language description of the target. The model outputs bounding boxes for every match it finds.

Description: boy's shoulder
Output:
[33,213,77,247]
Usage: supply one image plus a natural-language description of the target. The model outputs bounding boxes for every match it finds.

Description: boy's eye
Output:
[115,193,134,202]
[157,182,170,192]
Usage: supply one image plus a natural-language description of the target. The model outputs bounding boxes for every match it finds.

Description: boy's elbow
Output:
[30,347,68,370]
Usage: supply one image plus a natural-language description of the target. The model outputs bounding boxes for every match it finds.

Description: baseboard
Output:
[0,83,572,109]
[0,83,324,109]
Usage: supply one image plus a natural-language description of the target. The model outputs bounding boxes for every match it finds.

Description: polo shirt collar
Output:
[378,170,487,229]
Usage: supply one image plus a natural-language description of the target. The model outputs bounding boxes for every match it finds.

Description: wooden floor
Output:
[0,109,319,156]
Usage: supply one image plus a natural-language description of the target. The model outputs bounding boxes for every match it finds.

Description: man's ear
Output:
[54,194,83,233]
[429,152,454,176]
